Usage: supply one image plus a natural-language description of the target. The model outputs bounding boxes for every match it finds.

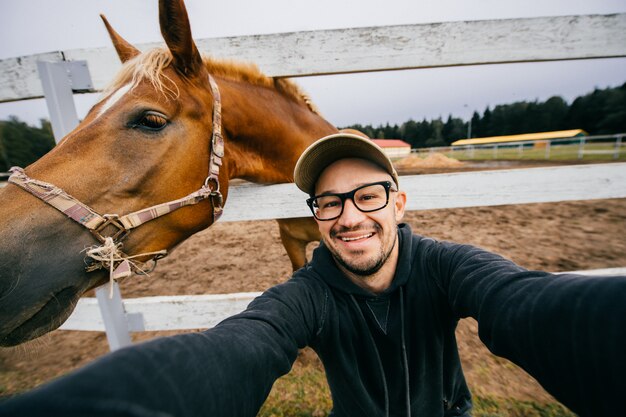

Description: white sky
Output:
[1,0,625,128]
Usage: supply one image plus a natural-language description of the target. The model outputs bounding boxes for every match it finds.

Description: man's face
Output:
[313,158,406,276]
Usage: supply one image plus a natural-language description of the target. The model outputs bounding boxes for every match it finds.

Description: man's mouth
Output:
[340,233,374,242]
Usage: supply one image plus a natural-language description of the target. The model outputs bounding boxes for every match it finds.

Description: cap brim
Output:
[294,133,398,194]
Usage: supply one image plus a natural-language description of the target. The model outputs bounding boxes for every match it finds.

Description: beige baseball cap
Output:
[294,133,399,195]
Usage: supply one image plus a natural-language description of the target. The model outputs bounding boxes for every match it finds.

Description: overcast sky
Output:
[1,0,625,129]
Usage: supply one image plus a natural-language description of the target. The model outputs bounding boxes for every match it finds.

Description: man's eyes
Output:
[322,200,340,208]
[358,193,383,201]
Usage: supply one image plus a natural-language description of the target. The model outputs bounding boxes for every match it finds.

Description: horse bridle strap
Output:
[8,167,220,240]
[8,74,225,293]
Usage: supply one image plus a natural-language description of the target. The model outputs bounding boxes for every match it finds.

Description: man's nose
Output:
[337,198,366,227]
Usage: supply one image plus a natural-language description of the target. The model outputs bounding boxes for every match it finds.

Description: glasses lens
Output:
[311,183,389,220]
[354,183,388,212]
[312,195,342,220]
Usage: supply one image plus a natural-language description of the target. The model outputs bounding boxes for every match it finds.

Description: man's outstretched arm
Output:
[429,240,626,417]
[0,277,327,417]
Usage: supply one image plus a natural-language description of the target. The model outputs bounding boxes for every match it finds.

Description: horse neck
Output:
[219,78,337,184]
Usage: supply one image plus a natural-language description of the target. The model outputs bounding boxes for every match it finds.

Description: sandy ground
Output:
[1,157,625,408]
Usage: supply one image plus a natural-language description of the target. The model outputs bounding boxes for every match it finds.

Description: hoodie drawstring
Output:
[400,286,411,416]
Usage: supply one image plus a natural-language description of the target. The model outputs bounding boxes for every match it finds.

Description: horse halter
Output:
[8,74,225,294]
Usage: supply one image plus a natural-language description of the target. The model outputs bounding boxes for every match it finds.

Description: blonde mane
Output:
[102,48,319,114]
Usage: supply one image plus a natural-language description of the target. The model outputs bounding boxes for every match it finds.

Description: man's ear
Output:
[394,190,407,223]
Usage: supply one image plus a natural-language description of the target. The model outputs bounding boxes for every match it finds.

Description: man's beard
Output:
[327,223,397,276]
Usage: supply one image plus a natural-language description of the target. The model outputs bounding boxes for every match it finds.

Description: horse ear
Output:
[100,14,140,63]
[159,0,204,77]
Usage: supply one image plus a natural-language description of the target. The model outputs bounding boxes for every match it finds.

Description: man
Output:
[1,133,625,417]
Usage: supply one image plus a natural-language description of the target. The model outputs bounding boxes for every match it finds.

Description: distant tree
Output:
[381,123,397,139]
[469,111,481,138]
[442,115,466,145]
[0,116,55,172]
[480,107,493,137]
[399,119,418,146]
[415,119,434,148]
[596,82,626,133]
[489,102,529,136]
[424,118,446,147]
[565,82,626,134]
[537,96,568,132]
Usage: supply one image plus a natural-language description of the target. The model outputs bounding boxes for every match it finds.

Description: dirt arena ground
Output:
[1,157,625,410]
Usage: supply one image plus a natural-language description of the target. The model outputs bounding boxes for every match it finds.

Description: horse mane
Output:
[102,48,320,114]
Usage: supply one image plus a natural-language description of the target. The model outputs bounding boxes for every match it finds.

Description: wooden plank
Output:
[0,52,64,103]
[60,292,261,332]
[220,163,626,222]
[60,267,626,332]
[2,13,625,102]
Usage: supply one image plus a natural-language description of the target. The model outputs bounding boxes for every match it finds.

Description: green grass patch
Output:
[259,364,331,417]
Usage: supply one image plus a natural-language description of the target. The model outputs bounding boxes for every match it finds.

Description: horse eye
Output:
[133,111,168,131]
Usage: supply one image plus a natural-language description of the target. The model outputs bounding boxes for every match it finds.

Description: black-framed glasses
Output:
[306,181,397,221]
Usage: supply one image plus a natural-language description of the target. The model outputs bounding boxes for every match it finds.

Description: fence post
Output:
[578,137,586,159]
[615,135,623,160]
[36,60,92,142]
[37,59,133,351]
[95,284,133,350]
[545,140,551,159]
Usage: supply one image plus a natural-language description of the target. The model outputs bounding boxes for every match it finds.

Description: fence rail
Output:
[1,13,625,103]
[220,163,626,222]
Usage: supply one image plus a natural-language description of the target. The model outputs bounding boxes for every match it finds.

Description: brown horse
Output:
[0,0,336,347]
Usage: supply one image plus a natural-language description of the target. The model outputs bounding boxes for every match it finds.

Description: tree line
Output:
[0,117,55,172]
[1,82,625,172]
[343,82,626,149]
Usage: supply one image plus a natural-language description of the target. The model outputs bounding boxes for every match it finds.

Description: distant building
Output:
[451,129,587,147]
[372,139,411,159]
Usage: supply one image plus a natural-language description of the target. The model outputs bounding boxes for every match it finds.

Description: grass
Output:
[259,364,331,417]
[258,365,576,417]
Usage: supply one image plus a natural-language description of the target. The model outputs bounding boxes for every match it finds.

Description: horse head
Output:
[0,0,227,346]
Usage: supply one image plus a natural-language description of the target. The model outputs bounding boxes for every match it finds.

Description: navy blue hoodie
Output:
[1,224,625,416]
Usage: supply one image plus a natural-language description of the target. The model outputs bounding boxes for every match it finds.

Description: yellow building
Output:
[451,129,587,147]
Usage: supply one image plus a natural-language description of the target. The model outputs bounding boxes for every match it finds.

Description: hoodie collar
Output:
[309,223,414,297]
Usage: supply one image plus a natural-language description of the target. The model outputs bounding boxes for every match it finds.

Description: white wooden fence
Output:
[2,13,626,349]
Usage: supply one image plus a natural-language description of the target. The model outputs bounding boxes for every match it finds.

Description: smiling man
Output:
[1,133,625,417]
[304,156,406,292]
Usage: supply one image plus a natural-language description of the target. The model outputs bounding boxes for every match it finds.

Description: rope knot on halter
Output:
[85,237,166,297]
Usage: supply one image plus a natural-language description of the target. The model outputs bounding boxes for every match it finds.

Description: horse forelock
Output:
[102,48,179,100]
[101,48,320,114]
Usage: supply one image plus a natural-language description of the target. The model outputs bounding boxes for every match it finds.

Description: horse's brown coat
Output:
[0,0,335,346]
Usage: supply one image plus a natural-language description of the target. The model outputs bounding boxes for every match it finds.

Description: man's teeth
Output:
[340,233,373,242]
